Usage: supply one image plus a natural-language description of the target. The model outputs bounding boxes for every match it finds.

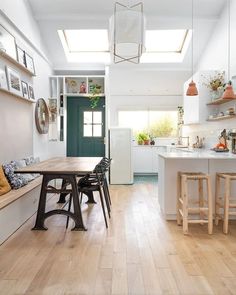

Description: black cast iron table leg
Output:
[32,175,49,230]
[57,179,68,203]
[70,175,87,230]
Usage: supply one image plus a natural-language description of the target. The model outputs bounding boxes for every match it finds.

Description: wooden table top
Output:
[16,157,102,174]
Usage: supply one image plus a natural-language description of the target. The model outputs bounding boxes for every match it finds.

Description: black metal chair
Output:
[66,163,109,228]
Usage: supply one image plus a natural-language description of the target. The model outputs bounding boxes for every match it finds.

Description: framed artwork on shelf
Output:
[25,53,35,74]
[21,81,29,98]
[0,25,17,60]
[6,66,22,95]
[28,84,35,100]
[0,67,8,90]
[16,45,26,67]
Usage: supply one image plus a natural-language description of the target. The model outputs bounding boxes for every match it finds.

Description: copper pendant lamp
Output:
[222,0,235,99]
[186,0,198,96]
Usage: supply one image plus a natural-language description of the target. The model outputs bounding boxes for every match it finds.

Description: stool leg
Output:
[223,177,230,234]
[207,176,213,235]
[199,179,204,224]
[215,174,220,226]
[177,172,182,225]
[182,175,188,235]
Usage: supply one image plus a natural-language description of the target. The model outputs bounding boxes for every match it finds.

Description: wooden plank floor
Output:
[1,178,236,294]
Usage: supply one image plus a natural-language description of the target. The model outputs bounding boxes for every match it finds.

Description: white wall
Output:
[0,0,53,163]
[183,0,236,149]
[108,67,188,127]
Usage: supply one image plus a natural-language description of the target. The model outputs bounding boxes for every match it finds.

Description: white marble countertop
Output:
[158,149,236,159]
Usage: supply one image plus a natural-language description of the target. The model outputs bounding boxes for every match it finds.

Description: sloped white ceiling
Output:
[27,0,225,71]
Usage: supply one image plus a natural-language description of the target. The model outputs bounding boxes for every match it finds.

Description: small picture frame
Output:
[28,84,35,100]
[16,45,26,67]
[6,66,22,95]
[25,53,35,74]
[0,67,8,90]
[21,81,29,98]
[0,24,17,60]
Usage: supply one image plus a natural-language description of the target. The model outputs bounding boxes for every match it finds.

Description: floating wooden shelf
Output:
[0,87,35,103]
[0,50,36,77]
[207,97,236,105]
[207,114,236,121]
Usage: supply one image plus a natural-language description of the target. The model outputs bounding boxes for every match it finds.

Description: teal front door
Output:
[67,96,105,157]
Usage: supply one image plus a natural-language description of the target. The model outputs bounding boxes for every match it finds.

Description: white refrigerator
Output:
[109,127,133,184]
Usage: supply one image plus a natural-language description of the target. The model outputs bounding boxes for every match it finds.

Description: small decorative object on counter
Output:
[212,129,229,152]
[192,136,205,148]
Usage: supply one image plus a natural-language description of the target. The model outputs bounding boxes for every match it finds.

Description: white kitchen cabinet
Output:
[133,146,167,173]
[133,146,152,173]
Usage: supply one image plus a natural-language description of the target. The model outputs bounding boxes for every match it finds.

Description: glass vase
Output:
[210,88,224,101]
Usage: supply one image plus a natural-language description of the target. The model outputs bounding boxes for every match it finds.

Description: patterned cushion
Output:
[15,159,35,182]
[2,161,28,189]
[0,166,11,196]
[25,156,35,166]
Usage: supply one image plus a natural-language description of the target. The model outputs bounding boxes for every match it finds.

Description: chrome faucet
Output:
[177,136,190,147]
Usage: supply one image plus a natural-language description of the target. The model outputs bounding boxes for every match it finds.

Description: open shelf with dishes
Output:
[206,114,236,121]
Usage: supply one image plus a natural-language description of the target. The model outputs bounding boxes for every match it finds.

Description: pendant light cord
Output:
[228,0,231,82]
[191,0,194,80]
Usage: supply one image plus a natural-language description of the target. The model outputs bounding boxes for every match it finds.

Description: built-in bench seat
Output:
[0,176,42,244]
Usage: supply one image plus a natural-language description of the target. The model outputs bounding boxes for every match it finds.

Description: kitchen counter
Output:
[158,149,236,220]
[158,149,236,159]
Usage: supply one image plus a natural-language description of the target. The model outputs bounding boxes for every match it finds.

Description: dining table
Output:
[16,157,102,231]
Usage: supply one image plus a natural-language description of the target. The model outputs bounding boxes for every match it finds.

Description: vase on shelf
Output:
[210,87,224,101]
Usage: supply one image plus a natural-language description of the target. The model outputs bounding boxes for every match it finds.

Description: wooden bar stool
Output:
[215,173,236,234]
[177,172,213,235]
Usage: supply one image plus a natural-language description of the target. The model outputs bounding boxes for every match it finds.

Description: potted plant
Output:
[136,132,150,145]
[88,82,102,108]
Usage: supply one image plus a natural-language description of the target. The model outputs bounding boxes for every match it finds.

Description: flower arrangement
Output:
[202,71,225,92]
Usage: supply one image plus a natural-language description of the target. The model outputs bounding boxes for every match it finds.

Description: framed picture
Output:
[0,25,17,60]
[6,66,22,95]
[0,67,8,90]
[21,81,29,98]
[16,46,26,67]
[48,98,58,123]
[28,84,35,100]
[25,53,35,74]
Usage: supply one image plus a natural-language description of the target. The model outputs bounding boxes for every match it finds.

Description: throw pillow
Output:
[24,156,40,178]
[0,166,11,196]
[3,161,28,189]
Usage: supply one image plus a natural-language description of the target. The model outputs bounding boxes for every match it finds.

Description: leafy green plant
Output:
[88,84,102,108]
[136,132,149,144]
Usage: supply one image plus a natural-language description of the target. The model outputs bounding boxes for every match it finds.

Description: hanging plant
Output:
[88,84,102,108]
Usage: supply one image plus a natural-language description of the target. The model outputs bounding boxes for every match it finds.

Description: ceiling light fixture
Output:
[109,1,145,64]
[186,0,198,96]
[222,0,235,99]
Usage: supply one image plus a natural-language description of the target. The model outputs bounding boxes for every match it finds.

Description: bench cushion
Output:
[0,167,11,196]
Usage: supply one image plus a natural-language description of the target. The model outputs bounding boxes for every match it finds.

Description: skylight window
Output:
[145,30,188,53]
[58,29,191,64]
[62,29,109,52]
